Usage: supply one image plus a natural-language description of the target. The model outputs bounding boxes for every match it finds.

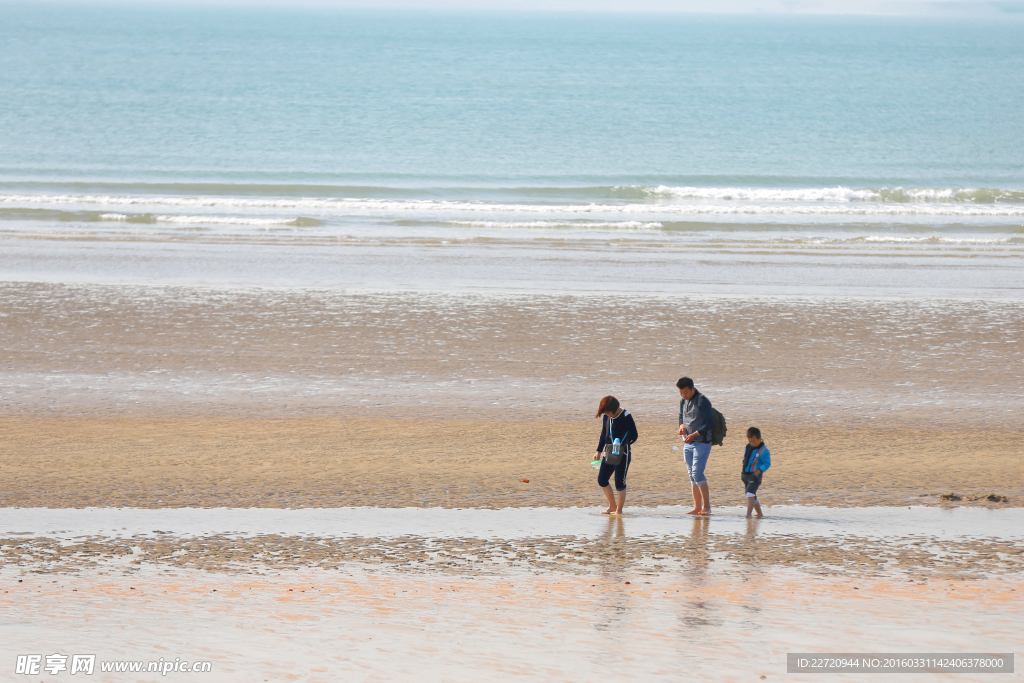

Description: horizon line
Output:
[6,0,1024,17]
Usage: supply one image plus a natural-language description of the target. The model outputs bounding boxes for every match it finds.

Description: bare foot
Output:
[685,508,700,515]
[602,506,616,514]
[614,509,624,515]
[697,509,712,516]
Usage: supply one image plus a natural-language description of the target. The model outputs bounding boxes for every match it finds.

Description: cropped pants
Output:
[743,473,763,497]
[683,441,712,486]
[597,451,632,492]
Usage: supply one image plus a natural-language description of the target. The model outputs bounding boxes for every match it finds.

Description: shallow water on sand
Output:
[4,505,1022,542]
[0,565,1019,683]
[3,506,1020,681]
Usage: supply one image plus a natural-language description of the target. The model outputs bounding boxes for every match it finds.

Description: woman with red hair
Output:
[593,395,639,515]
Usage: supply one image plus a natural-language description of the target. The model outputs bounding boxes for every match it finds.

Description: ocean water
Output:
[1,5,1022,293]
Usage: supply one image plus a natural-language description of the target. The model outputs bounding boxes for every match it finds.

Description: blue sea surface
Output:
[0,5,1022,294]
[2,5,1022,188]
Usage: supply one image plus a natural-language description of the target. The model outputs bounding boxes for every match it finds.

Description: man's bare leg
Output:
[697,482,711,515]
[601,486,617,514]
[615,489,627,515]
[686,483,701,514]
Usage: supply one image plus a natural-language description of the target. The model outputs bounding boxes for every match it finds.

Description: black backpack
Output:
[711,408,727,446]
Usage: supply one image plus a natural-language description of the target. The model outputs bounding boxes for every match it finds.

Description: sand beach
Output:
[2,282,1021,510]
[2,282,1022,679]
[2,6,1023,679]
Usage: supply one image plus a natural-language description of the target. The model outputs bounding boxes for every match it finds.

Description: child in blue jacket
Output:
[741,427,771,518]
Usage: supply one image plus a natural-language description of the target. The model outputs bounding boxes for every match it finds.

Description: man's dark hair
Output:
[675,376,694,390]
[747,426,762,440]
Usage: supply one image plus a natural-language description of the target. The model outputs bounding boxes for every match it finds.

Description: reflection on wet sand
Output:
[603,513,627,543]
[5,564,1010,682]
[680,517,722,630]
[593,515,630,634]
[1,504,1020,681]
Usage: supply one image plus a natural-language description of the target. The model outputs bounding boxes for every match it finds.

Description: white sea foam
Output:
[854,235,1020,245]
[98,212,310,226]
[638,186,880,202]
[445,220,664,230]
[638,185,1024,203]
[5,193,1024,217]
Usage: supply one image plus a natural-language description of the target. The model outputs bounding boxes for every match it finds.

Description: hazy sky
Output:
[31,0,1024,15]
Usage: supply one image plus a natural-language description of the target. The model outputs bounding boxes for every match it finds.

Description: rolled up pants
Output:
[683,441,712,486]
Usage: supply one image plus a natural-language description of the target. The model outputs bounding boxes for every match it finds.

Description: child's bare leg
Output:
[601,486,617,514]
[745,495,756,518]
[753,499,763,517]
[615,489,627,515]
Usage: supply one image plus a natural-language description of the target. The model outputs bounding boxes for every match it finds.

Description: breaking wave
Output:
[633,185,1024,204]
[98,213,323,227]
[2,191,1024,218]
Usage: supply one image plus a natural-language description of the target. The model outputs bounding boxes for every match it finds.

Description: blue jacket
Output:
[742,443,771,474]
[597,409,638,454]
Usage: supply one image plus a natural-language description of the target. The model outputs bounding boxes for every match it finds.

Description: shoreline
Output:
[3,505,1022,579]
[7,278,1024,301]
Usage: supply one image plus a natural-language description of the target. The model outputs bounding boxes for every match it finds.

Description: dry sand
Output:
[0,417,1020,509]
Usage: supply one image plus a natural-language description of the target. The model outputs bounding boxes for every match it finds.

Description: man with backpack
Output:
[677,376,721,516]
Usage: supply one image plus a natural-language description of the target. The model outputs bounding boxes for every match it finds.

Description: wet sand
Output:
[2,281,1021,510]
[3,282,1022,425]
[3,506,1022,579]
[3,505,1019,680]
[1,565,1019,682]
[2,281,1022,680]
[2,506,1021,679]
